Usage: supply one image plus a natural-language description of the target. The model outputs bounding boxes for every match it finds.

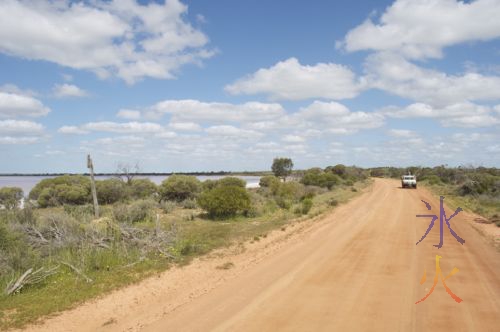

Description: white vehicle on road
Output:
[401,174,417,188]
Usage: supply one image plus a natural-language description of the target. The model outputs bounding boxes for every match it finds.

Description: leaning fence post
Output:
[87,154,99,218]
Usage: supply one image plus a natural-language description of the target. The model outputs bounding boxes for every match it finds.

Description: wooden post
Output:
[87,154,99,218]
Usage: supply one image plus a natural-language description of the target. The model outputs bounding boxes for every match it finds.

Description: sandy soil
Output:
[20,178,500,332]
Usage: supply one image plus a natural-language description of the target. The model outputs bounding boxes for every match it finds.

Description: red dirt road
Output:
[24,179,500,331]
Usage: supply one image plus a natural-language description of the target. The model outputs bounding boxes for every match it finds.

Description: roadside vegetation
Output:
[0,160,369,329]
[369,166,500,226]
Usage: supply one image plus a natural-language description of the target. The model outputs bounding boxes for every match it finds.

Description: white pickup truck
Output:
[401,174,417,188]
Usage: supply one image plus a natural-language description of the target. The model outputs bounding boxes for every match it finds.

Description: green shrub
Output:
[301,168,341,189]
[424,175,443,185]
[370,168,386,177]
[329,199,339,207]
[198,185,251,218]
[128,178,157,199]
[160,201,177,214]
[216,177,246,188]
[180,198,197,209]
[259,175,280,188]
[30,175,91,207]
[113,199,156,223]
[159,175,201,202]
[272,181,305,209]
[327,164,346,177]
[96,178,127,204]
[202,179,218,191]
[9,203,37,225]
[301,198,313,214]
[0,187,23,209]
[63,204,94,222]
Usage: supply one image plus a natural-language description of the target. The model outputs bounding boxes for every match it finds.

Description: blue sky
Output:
[1,0,499,173]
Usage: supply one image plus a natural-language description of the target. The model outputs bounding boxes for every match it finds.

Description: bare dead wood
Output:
[118,257,146,270]
[5,268,32,295]
[5,266,59,296]
[60,261,93,283]
[25,226,49,246]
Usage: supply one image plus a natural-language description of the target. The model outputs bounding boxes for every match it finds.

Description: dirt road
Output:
[25,179,500,331]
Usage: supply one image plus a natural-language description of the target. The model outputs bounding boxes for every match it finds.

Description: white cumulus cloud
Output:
[293,101,385,134]
[82,121,164,133]
[117,109,141,120]
[148,99,286,123]
[0,0,214,84]
[0,119,45,144]
[205,125,263,139]
[225,58,362,100]
[0,119,44,135]
[53,84,88,98]
[168,122,202,131]
[58,126,89,135]
[364,52,500,106]
[0,91,50,118]
[340,0,500,60]
[382,102,500,127]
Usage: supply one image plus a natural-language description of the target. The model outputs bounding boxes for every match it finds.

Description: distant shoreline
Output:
[0,171,270,177]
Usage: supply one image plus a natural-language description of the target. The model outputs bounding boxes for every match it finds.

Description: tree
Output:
[198,185,251,218]
[159,175,201,202]
[0,187,23,209]
[116,162,140,184]
[271,157,293,181]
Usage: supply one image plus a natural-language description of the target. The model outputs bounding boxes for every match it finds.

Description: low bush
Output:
[300,198,313,215]
[128,178,157,199]
[113,199,156,223]
[63,204,95,222]
[259,175,280,188]
[273,181,305,209]
[180,198,197,209]
[159,175,201,202]
[329,199,339,207]
[198,185,251,219]
[96,178,127,204]
[301,168,341,189]
[216,177,246,188]
[0,187,23,209]
[29,175,91,207]
[160,201,177,214]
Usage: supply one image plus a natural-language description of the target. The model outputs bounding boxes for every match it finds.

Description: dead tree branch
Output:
[5,266,59,296]
[60,261,93,283]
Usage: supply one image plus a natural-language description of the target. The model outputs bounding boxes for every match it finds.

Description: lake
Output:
[0,175,261,197]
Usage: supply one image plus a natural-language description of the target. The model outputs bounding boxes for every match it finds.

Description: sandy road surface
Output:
[23,179,499,331]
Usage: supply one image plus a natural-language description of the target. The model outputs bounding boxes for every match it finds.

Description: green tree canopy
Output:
[271,157,293,181]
